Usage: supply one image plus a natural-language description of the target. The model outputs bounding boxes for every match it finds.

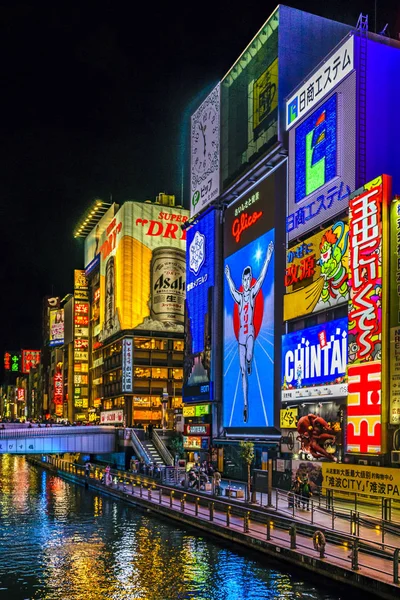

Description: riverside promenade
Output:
[29,456,400,599]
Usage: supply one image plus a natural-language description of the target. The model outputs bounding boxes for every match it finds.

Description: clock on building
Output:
[191,104,219,177]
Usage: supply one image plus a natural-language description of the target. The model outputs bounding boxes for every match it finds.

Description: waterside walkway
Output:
[29,456,400,600]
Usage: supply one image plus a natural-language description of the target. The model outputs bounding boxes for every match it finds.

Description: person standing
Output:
[300,476,311,510]
[213,471,222,496]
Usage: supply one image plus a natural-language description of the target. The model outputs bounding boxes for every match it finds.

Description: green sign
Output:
[195,404,210,416]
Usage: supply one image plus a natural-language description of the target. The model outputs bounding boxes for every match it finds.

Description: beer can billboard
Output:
[98,202,189,341]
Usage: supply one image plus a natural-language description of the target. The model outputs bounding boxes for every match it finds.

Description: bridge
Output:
[0,425,117,454]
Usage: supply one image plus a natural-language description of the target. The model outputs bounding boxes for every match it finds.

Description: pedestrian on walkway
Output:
[85,462,91,477]
[300,476,312,510]
[213,471,222,496]
[291,476,301,508]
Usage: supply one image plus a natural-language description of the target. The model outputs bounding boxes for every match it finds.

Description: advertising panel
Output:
[100,409,124,424]
[98,202,189,341]
[284,219,349,321]
[223,173,277,428]
[183,210,216,402]
[390,198,400,424]
[190,84,220,217]
[347,176,390,454]
[17,388,25,402]
[221,9,278,188]
[184,424,210,436]
[84,203,118,268]
[282,318,348,401]
[322,463,400,500]
[74,274,89,409]
[280,408,298,429]
[21,350,41,374]
[182,404,210,417]
[122,338,133,393]
[53,372,63,405]
[287,71,356,241]
[49,309,64,346]
[4,352,20,372]
[286,36,354,130]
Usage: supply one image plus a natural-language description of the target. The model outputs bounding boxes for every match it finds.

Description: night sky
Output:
[0,1,397,365]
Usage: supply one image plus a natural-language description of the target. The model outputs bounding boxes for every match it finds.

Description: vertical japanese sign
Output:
[390,197,400,424]
[347,176,390,454]
[122,338,133,393]
[54,372,63,417]
[21,350,41,374]
[74,271,89,410]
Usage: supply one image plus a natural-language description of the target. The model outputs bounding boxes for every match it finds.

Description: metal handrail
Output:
[0,426,117,438]
[152,429,174,466]
[129,429,152,464]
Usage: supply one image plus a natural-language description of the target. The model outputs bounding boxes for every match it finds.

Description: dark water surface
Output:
[0,456,354,599]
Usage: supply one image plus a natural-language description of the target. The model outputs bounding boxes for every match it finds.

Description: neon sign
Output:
[232,210,263,244]
[347,176,390,454]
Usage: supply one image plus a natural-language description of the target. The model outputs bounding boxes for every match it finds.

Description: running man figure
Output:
[225,241,274,422]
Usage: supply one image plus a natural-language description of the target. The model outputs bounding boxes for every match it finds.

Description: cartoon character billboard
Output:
[284,220,349,320]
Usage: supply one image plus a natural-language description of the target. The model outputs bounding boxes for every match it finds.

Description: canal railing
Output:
[37,455,400,590]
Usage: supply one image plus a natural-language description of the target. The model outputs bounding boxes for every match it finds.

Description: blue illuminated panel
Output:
[184,211,215,402]
[295,94,337,204]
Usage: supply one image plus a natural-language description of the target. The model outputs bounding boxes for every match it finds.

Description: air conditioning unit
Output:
[391,451,400,464]
[358,459,368,465]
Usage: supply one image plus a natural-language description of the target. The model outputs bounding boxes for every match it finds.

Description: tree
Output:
[169,432,185,460]
[239,441,255,503]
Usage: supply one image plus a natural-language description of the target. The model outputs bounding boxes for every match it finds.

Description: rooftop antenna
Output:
[378,23,390,37]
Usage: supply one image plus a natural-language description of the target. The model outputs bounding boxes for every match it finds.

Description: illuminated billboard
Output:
[74,272,89,410]
[84,203,118,268]
[122,338,133,393]
[21,350,41,374]
[184,210,216,402]
[284,220,349,320]
[221,9,278,188]
[190,84,220,217]
[223,172,279,428]
[390,198,400,424]
[287,71,356,241]
[346,176,390,454]
[4,352,20,373]
[98,202,189,341]
[49,309,64,346]
[286,36,354,130]
[281,318,348,401]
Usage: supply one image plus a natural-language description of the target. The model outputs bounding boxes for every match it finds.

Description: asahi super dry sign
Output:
[98,202,189,341]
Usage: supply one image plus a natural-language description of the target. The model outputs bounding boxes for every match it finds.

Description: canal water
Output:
[0,456,353,600]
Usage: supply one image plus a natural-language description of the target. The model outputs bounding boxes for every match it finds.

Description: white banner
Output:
[286,36,354,130]
[100,409,124,424]
[190,83,220,217]
[122,338,133,393]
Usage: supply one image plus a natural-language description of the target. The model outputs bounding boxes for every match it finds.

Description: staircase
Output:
[141,440,165,465]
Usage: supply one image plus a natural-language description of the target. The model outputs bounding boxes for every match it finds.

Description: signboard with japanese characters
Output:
[122,338,133,393]
[74,274,89,410]
[21,350,41,374]
[279,408,298,429]
[322,463,400,500]
[286,35,354,129]
[390,198,400,424]
[100,410,124,424]
[284,220,349,320]
[4,352,20,373]
[286,57,356,242]
[53,372,63,405]
[347,176,391,454]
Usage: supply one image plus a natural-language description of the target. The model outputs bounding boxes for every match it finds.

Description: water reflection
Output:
[0,456,345,600]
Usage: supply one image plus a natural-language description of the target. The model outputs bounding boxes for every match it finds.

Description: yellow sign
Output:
[183,406,195,417]
[253,58,278,131]
[284,220,349,321]
[280,408,298,429]
[322,463,400,500]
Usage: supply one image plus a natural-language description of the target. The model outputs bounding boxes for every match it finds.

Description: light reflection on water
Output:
[0,456,346,600]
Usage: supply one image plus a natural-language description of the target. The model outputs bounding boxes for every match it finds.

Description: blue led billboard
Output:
[183,210,216,402]
[295,94,337,204]
[223,228,275,427]
[281,317,348,401]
